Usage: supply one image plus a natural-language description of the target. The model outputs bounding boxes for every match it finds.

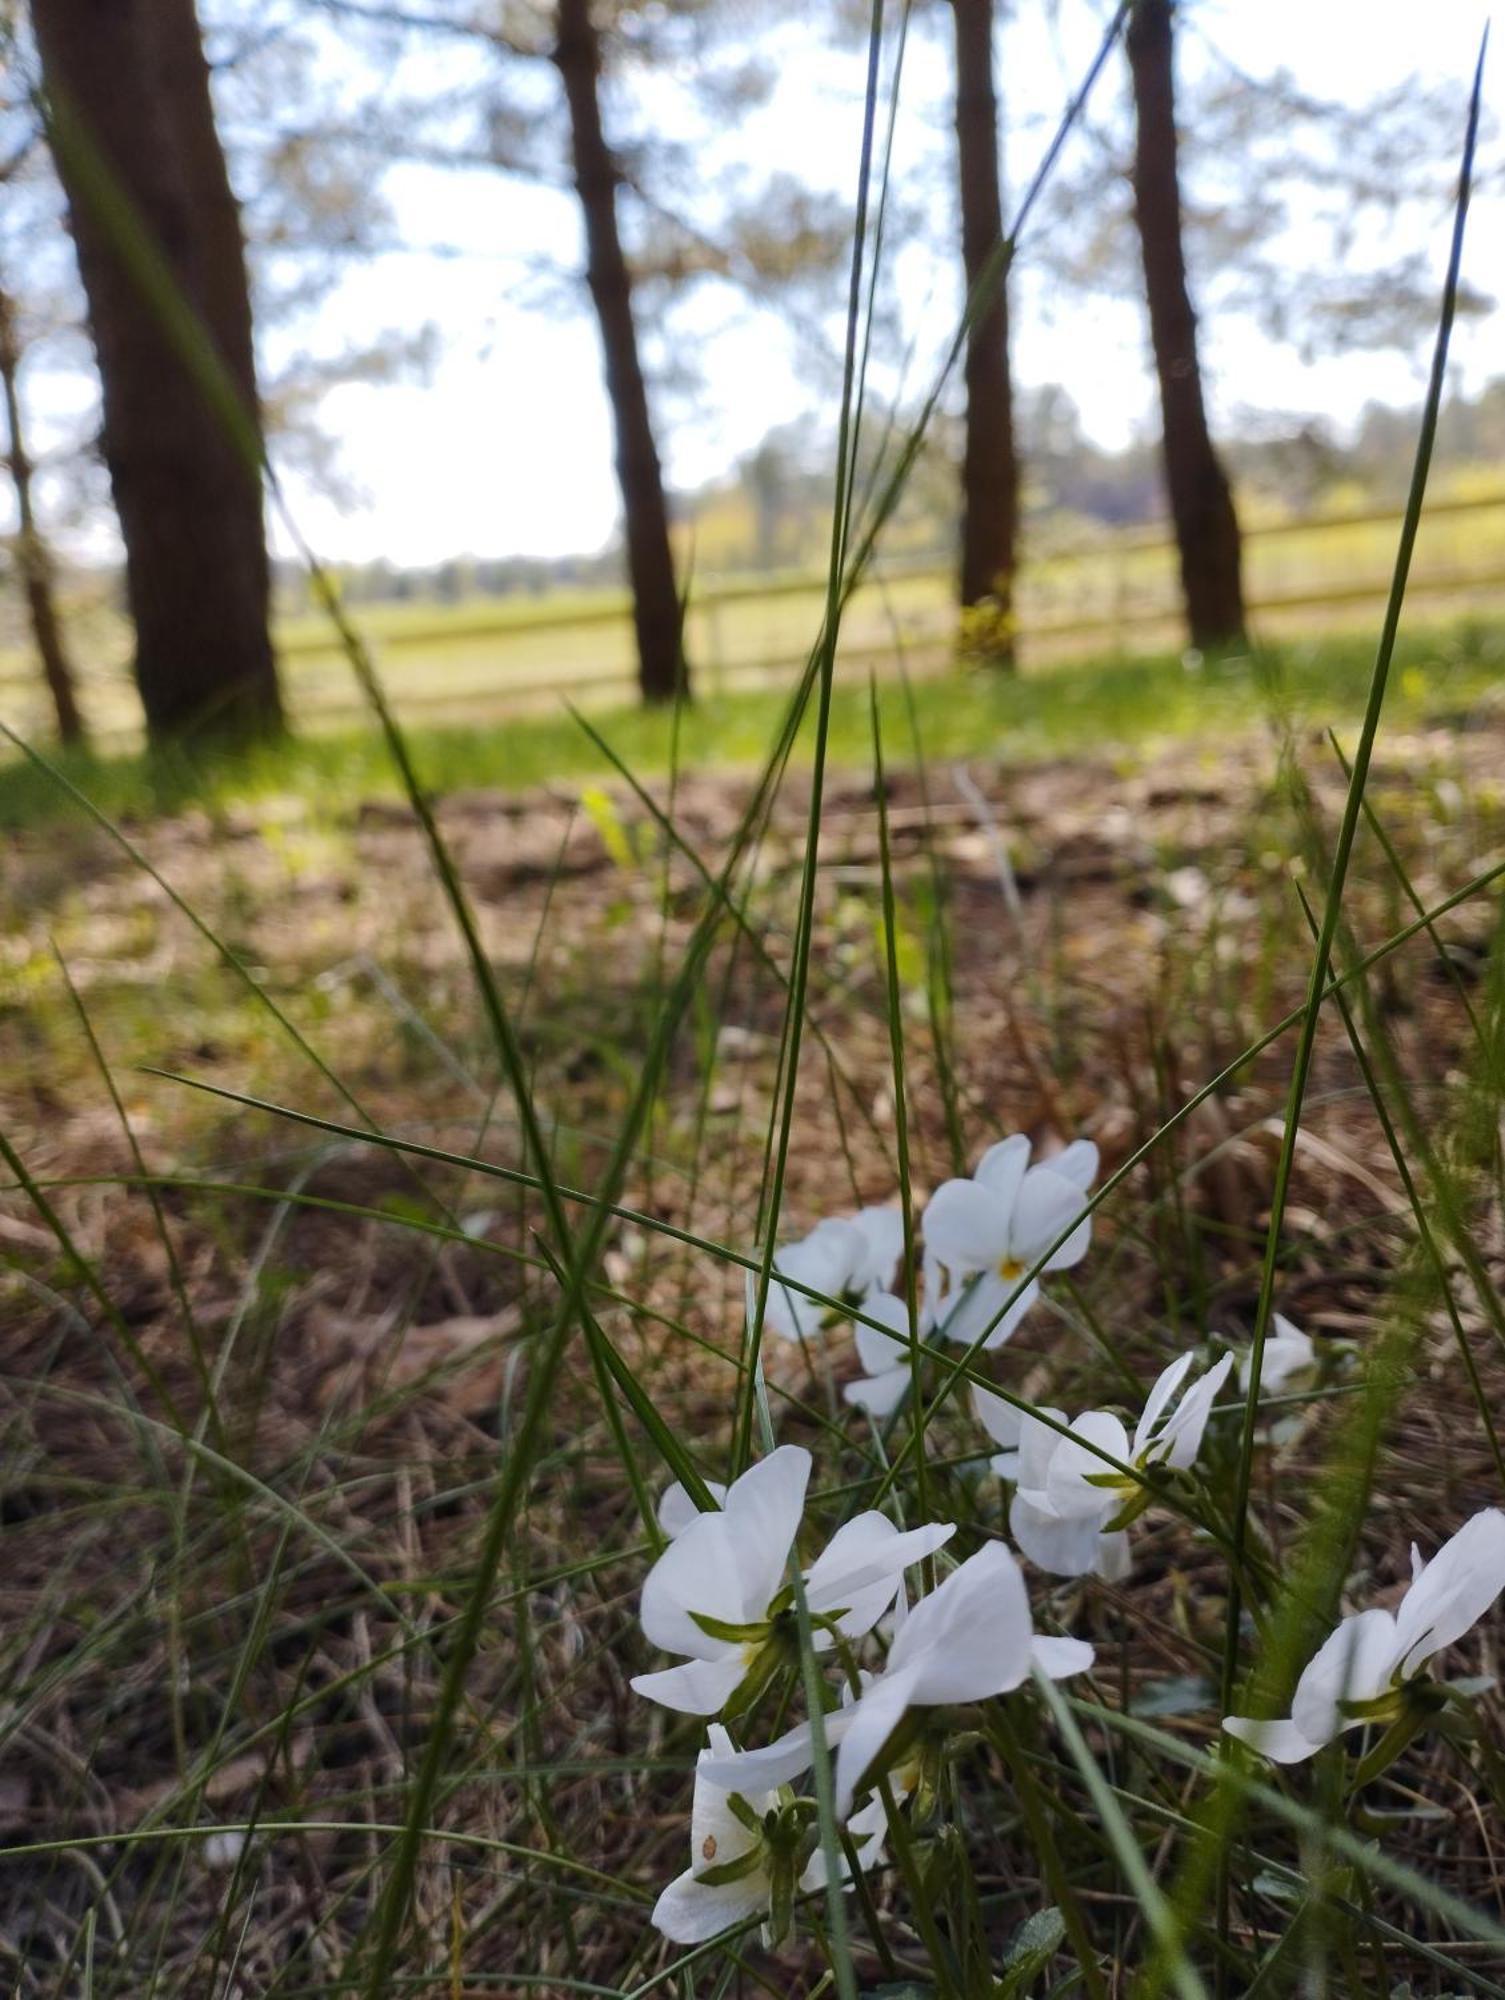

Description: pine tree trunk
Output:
[554,0,687,705]
[33,0,283,747]
[951,0,1018,667]
[0,285,87,748]
[1126,0,1245,650]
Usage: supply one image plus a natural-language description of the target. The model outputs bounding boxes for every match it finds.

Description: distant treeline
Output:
[298,376,1505,612]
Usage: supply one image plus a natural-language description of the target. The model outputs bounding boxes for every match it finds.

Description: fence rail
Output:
[4,489,1505,746]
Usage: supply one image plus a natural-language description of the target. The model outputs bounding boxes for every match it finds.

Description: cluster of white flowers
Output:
[1225,1509,1505,1764]
[637,1131,1505,1951]
[637,1446,1091,1942]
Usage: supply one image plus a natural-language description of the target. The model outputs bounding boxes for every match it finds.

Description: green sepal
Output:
[1339,1688,1406,1726]
[690,1609,772,1646]
[920,1822,961,1904]
[694,1846,767,1889]
[1104,1485,1156,1532]
[766,1848,797,1947]
[1350,1682,1450,1789]
[720,1636,790,1721]
[724,1789,763,1835]
[911,1739,944,1828]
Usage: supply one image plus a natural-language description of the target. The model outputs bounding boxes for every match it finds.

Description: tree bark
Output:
[1126,0,1245,649]
[0,285,87,748]
[952,0,1019,666]
[553,0,687,705]
[32,0,283,746]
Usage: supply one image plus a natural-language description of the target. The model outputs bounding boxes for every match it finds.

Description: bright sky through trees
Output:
[21,0,1505,566]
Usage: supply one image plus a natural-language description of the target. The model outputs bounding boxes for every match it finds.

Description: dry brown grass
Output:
[2,718,1503,1993]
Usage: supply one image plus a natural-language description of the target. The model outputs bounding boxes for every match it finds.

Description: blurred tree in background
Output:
[951,0,1020,667]
[1125,0,1244,648]
[552,0,685,702]
[298,0,853,708]
[0,268,84,746]
[1039,0,1490,648]
[33,0,284,746]
[0,0,1497,735]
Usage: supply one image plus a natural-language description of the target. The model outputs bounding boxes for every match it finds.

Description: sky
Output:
[15,0,1505,568]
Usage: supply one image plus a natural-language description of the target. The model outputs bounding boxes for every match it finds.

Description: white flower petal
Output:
[937,1270,1039,1349]
[851,1206,905,1292]
[629,1653,749,1715]
[842,1368,911,1419]
[763,1222,861,1341]
[890,1541,1035,1703]
[1290,1608,1399,1747]
[800,1789,889,1891]
[1031,1634,1095,1680]
[698,1722,778,1819]
[1393,1508,1505,1676]
[1010,1492,1108,1578]
[1016,1408,1068,1489]
[1010,1166,1091,1271]
[640,1515,749,1660]
[853,1292,910,1377]
[972,1383,1022,1452]
[763,1276,813,1343]
[651,1864,769,1944]
[658,1478,728,1540]
[1132,1353,1196,1458]
[974,1134,1032,1208]
[921,1178,1012,1273]
[1048,1139,1100,1191]
[833,1663,923,1819]
[1240,1316,1317,1397]
[1222,1715,1324,1765]
[1046,1410,1132,1520]
[1155,1353,1233,1470]
[701,1717,825,1792]
[806,1516,955,1633]
[799,1847,840,1893]
[720,1445,811,1620]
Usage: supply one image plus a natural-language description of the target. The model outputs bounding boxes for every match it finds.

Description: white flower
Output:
[650,1725,779,1943]
[761,1206,905,1342]
[653,1721,880,1943]
[798,1788,893,1891]
[842,1291,915,1418]
[921,1135,1097,1351]
[632,1446,954,1714]
[702,1542,1093,1817]
[1224,1509,1505,1765]
[976,1351,1233,1580]
[1236,1313,1316,1398]
[658,1477,729,1539]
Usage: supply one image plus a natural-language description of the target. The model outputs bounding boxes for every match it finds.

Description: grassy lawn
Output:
[4,487,1504,752]
[3,616,1503,832]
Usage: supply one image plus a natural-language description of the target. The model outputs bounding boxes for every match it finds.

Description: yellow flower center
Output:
[996,1256,1025,1282]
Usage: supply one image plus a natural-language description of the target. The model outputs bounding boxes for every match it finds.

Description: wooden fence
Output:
[4,489,1505,746]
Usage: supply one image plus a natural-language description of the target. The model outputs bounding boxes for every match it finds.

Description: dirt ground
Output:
[2,718,1503,1991]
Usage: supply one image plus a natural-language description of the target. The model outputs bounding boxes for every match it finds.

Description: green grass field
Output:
[4,488,1504,756]
[3,616,1503,834]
